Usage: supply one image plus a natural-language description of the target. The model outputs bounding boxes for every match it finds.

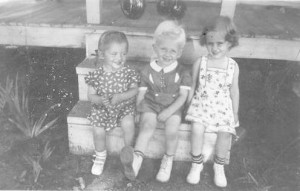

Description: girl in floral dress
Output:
[185,16,240,187]
[85,31,139,176]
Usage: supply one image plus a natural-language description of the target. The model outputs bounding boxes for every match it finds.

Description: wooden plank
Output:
[86,0,102,24]
[0,1,300,40]
[193,37,300,61]
[0,25,88,48]
[0,24,299,61]
[220,0,237,18]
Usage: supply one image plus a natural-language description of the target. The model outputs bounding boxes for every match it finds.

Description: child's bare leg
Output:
[215,131,232,160]
[213,131,232,187]
[191,122,206,155]
[121,112,157,180]
[92,127,107,176]
[186,122,205,184]
[134,112,157,153]
[156,115,181,182]
[120,115,135,146]
[165,115,181,155]
[93,127,106,152]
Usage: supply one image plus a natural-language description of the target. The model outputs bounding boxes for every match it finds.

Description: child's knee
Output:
[217,131,232,141]
[93,127,105,136]
[121,115,135,128]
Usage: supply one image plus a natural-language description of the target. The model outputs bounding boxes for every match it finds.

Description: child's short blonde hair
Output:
[200,16,239,49]
[153,20,186,49]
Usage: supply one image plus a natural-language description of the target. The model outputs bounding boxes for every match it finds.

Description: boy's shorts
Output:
[137,99,182,117]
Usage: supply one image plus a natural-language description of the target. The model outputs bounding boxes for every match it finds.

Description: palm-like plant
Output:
[0,75,60,184]
[0,75,60,138]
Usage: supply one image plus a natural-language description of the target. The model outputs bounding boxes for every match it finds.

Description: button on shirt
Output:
[139,60,192,108]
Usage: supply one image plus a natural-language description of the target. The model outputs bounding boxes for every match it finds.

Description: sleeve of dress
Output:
[85,69,100,88]
[180,67,192,89]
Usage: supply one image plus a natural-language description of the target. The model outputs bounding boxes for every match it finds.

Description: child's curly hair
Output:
[98,30,129,52]
[154,20,186,49]
[200,16,239,49]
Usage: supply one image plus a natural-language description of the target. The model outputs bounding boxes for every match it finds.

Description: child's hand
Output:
[101,96,111,107]
[110,94,121,105]
[234,113,239,127]
[157,109,172,122]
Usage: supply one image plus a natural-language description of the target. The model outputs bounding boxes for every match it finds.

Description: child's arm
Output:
[136,88,147,107]
[110,84,139,105]
[187,59,201,103]
[230,63,240,124]
[87,86,109,106]
[157,88,189,122]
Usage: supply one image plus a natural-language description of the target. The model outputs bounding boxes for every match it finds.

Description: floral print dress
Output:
[185,56,237,135]
[85,66,139,131]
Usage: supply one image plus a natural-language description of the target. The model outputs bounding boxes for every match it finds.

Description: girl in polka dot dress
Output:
[185,16,240,187]
[85,31,140,176]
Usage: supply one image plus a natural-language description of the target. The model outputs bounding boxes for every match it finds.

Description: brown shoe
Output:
[120,146,136,180]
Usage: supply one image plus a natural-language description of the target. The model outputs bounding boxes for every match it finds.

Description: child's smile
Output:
[154,39,182,67]
[102,42,128,71]
[206,31,231,60]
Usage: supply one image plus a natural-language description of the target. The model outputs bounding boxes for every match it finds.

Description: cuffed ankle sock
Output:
[191,153,204,164]
[91,150,107,176]
[133,150,145,158]
[132,150,144,176]
[213,156,227,187]
[186,153,204,184]
[214,155,226,165]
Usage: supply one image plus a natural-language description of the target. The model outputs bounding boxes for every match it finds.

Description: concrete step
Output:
[67,101,246,162]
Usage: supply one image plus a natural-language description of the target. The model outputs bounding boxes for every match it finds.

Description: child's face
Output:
[206,31,231,60]
[153,39,183,67]
[101,42,128,70]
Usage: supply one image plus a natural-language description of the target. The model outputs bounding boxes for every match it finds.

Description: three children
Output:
[85,16,239,188]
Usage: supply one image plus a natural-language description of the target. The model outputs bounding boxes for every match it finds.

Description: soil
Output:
[0,46,299,190]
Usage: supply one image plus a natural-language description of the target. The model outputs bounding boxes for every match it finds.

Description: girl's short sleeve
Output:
[180,68,192,87]
[85,69,101,88]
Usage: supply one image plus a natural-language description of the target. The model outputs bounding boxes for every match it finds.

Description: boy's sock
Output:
[91,150,107,176]
[120,146,144,180]
[186,153,204,184]
[213,155,227,187]
[156,154,174,182]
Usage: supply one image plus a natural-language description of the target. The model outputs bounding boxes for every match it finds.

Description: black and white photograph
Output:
[0,0,299,190]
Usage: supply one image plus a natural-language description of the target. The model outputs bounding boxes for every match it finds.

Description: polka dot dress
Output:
[85,66,139,131]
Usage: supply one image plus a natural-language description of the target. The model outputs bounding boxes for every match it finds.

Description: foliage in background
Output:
[0,75,59,184]
[26,48,81,114]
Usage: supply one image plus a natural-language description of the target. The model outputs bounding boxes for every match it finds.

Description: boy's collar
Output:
[150,60,178,73]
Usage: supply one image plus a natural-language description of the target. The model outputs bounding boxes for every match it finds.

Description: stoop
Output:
[67,100,225,161]
[68,56,246,162]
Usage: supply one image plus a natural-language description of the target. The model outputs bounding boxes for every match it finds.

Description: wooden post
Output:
[86,0,102,24]
[220,0,237,19]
